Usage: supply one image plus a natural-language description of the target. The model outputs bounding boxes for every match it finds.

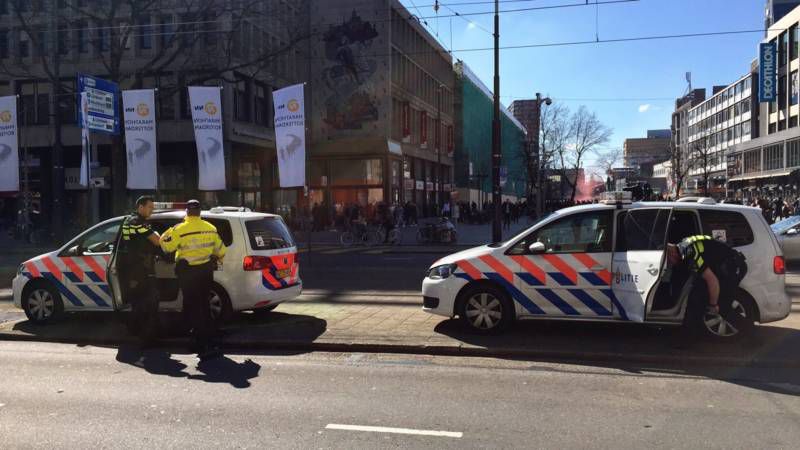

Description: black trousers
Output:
[120,270,159,342]
[176,261,215,348]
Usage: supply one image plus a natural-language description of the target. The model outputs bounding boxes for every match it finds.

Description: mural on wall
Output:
[322,11,380,130]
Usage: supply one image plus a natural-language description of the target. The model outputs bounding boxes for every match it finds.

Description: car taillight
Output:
[243,256,274,271]
[774,256,786,275]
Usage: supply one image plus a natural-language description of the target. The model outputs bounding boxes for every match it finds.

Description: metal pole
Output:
[491,0,502,242]
[437,85,442,213]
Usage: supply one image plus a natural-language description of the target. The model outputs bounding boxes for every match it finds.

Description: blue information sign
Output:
[78,74,120,135]
[759,42,777,103]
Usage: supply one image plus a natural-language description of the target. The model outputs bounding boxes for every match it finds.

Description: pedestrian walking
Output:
[117,195,162,345]
[502,200,511,230]
[160,200,227,361]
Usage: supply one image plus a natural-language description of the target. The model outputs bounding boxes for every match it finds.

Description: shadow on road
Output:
[115,345,261,389]
[434,318,800,396]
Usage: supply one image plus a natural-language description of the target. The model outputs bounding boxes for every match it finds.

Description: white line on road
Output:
[325,423,463,438]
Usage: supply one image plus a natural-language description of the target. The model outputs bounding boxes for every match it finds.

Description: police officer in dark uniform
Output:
[666,235,748,336]
[118,195,161,344]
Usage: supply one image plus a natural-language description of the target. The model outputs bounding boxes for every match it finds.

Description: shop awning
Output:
[727,169,794,183]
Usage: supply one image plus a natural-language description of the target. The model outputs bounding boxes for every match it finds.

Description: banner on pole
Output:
[79,92,90,189]
[272,83,306,188]
[188,86,225,190]
[759,42,777,102]
[122,89,158,190]
[0,96,19,192]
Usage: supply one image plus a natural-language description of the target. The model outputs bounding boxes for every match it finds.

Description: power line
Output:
[438,1,493,35]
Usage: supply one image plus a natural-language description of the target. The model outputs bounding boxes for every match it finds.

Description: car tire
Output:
[340,232,354,246]
[209,284,232,325]
[22,281,64,325]
[458,284,514,335]
[689,291,756,340]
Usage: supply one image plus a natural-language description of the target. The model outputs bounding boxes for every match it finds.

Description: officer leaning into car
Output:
[160,200,226,360]
[666,234,748,335]
[118,195,161,345]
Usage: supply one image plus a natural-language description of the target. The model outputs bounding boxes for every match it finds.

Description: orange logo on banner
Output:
[136,103,150,117]
[204,102,218,115]
[0,111,11,123]
[287,99,300,113]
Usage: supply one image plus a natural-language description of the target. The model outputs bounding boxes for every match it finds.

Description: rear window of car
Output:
[245,217,295,250]
[699,210,754,247]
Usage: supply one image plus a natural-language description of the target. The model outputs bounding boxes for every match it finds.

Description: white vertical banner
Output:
[272,83,306,188]
[0,95,19,192]
[188,86,225,190]
[79,92,90,188]
[122,89,158,190]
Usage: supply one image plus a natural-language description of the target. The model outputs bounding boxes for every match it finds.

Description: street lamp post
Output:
[491,0,502,242]
[437,85,443,212]
[533,92,551,217]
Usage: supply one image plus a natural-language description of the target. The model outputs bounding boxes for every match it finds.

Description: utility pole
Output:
[491,0,502,243]
[437,85,442,210]
[50,0,65,242]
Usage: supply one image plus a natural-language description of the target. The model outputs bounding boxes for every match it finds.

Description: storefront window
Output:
[238,161,261,189]
[743,149,760,173]
[787,139,800,168]
[159,166,185,190]
[330,159,382,186]
[309,160,326,186]
[763,144,784,171]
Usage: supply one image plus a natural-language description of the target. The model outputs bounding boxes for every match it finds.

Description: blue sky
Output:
[399,0,764,169]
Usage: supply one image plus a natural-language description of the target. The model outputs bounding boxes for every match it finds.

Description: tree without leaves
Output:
[690,133,714,196]
[535,102,568,213]
[668,125,691,198]
[556,106,612,202]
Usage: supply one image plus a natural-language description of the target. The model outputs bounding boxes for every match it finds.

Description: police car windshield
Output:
[245,217,296,250]
[487,213,552,247]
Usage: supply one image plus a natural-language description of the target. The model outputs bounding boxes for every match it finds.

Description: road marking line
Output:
[325,423,462,438]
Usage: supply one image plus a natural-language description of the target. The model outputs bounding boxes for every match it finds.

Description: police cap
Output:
[186,199,201,211]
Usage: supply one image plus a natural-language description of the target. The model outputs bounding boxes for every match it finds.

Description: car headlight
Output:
[427,263,457,279]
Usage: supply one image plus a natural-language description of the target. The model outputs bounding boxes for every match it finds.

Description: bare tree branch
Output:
[556,106,612,202]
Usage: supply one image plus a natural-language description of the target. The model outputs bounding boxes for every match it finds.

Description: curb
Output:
[0,331,796,369]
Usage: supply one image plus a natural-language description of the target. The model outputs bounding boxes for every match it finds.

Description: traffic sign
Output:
[78,74,120,135]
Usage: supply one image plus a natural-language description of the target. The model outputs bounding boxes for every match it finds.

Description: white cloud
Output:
[638,104,652,113]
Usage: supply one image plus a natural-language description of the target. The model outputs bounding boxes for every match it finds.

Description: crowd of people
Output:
[744,197,800,224]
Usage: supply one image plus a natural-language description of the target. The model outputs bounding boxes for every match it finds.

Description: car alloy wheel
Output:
[27,288,55,321]
[465,292,504,330]
[703,300,747,337]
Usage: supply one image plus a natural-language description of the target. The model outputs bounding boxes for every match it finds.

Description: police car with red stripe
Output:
[13,203,301,324]
[423,192,791,339]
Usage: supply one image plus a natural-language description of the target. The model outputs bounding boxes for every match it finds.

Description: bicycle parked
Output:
[416,217,458,244]
[376,223,402,245]
[340,221,380,246]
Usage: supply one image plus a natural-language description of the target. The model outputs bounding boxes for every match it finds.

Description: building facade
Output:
[728,5,800,201]
[686,73,757,196]
[305,0,455,222]
[670,88,706,196]
[623,132,671,169]
[453,62,526,207]
[0,0,307,232]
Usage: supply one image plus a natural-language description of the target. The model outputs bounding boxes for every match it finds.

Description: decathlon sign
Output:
[759,42,777,103]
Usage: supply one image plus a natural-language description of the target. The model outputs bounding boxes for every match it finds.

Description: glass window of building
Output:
[792,25,799,61]
[780,75,788,109]
[793,71,800,106]
[744,149,760,173]
[764,144,784,171]
[788,139,800,168]
[781,32,789,67]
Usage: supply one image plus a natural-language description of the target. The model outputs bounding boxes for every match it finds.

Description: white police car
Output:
[12,204,302,324]
[422,193,791,338]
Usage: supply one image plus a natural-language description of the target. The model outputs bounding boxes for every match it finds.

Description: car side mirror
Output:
[528,242,546,254]
[787,228,799,236]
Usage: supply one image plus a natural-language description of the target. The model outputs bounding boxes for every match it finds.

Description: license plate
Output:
[276,269,291,278]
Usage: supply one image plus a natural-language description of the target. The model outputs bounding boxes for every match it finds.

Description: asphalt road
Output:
[0,341,799,449]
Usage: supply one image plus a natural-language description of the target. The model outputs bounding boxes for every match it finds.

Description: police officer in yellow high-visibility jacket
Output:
[160,200,226,359]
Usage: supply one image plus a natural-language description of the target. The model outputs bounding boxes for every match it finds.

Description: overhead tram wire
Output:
[40,0,639,36]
